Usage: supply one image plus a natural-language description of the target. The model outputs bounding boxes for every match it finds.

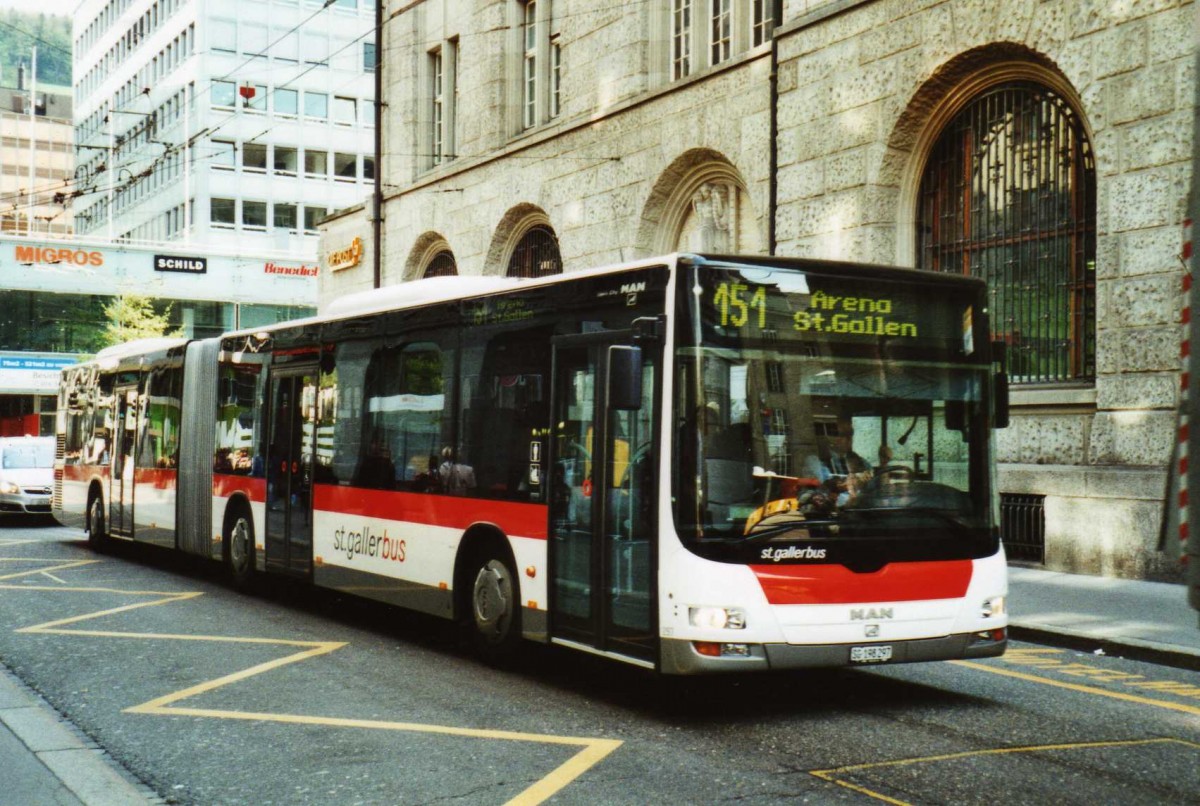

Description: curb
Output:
[0,665,160,806]
[1009,623,1200,673]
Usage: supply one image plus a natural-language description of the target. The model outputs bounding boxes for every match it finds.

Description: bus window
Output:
[460,325,551,501]
[215,362,264,476]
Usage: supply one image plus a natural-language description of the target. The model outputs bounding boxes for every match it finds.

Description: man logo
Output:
[850,607,894,621]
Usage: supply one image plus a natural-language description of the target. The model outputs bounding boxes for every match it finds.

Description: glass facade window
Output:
[274,146,298,174]
[275,88,298,116]
[363,42,376,72]
[362,155,375,180]
[242,142,267,172]
[334,152,357,180]
[304,91,328,118]
[212,19,236,53]
[274,203,298,231]
[242,200,267,229]
[212,139,235,169]
[305,150,328,176]
[303,206,328,232]
[242,23,268,58]
[212,80,235,107]
[211,197,235,226]
[333,96,356,124]
[0,292,313,355]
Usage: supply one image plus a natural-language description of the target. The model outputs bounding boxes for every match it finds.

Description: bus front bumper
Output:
[659,630,1007,675]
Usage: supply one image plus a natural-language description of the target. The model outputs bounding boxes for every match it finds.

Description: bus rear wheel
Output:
[226,509,255,589]
[87,495,108,551]
[467,550,521,662]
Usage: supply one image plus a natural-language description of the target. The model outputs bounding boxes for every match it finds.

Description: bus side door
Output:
[110,385,139,537]
[264,368,317,577]
[550,336,658,664]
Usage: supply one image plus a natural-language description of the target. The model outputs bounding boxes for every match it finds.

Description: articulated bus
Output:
[55,254,1009,673]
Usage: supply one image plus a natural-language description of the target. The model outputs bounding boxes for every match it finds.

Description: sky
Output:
[0,0,71,17]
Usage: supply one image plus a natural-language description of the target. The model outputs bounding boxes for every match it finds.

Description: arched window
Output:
[917,81,1095,383]
[506,225,562,278]
[423,250,457,278]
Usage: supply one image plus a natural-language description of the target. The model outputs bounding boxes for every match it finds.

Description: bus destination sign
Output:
[703,270,975,352]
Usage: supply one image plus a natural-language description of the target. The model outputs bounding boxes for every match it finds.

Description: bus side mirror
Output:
[608,345,643,411]
[945,400,964,432]
[991,339,1009,429]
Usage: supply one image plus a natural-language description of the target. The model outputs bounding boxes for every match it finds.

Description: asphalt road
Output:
[2,520,1199,805]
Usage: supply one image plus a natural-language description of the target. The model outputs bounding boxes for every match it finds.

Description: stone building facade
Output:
[323,0,1196,580]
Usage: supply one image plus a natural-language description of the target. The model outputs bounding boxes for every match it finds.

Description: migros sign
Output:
[15,245,104,267]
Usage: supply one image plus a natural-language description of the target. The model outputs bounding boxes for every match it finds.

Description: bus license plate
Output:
[850,645,893,663]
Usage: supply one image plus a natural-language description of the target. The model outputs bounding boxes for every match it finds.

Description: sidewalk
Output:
[1008,565,1200,670]
[0,665,158,806]
[0,565,1196,806]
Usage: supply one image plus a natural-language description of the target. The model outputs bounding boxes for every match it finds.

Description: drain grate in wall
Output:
[1000,493,1045,564]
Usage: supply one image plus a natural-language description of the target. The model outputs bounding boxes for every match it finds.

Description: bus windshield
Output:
[673,261,998,566]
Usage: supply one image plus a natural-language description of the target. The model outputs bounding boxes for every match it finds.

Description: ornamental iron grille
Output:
[424,250,457,278]
[1000,492,1046,564]
[507,225,563,278]
[918,81,1096,383]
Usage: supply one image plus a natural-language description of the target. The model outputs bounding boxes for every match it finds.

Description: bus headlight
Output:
[689,606,746,630]
[981,596,1006,618]
[0,480,19,495]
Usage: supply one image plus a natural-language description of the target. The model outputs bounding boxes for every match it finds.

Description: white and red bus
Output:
[56,254,1009,673]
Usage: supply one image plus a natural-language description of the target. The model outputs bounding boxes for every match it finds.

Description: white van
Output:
[0,436,55,517]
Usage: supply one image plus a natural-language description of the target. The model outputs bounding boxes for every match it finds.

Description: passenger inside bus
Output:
[439,446,476,496]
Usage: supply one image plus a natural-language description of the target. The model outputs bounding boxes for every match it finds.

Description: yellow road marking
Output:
[952,659,1200,715]
[2,560,621,804]
[811,738,1200,805]
[0,558,99,580]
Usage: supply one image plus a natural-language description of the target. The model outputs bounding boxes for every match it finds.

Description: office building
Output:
[72,0,377,249]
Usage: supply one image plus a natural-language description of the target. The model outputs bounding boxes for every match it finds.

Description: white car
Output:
[0,436,55,518]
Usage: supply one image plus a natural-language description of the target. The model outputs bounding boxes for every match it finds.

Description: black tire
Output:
[86,494,108,551]
[225,507,256,590]
[465,547,522,662]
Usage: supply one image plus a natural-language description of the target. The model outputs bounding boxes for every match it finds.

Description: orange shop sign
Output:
[15,245,104,267]
[328,236,364,271]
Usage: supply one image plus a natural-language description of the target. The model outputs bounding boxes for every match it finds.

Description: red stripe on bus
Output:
[60,465,96,481]
[133,467,177,490]
[212,474,267,503]
[750,560,974,605]
[314,485,549,539]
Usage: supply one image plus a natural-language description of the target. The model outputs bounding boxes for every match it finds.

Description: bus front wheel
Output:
[87,495,108,551]
[225,508,256,589]
[467,549,522,662]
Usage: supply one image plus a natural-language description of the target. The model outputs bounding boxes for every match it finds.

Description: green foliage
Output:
[0,11,71,89]
[102,294,183,347]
